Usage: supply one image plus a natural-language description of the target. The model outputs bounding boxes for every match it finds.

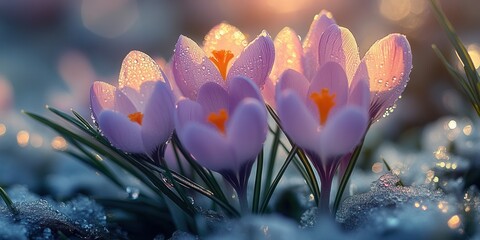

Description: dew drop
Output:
[126,186,140,200]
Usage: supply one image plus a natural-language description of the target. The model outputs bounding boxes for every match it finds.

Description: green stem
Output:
[265,126,281,190]
[0,187,17,215]
[265,105,321,205]
[238,188,249,214]
[319,176,332,215]
[259,146,297,213]
[332,139,364,215]
[252,148,264,213]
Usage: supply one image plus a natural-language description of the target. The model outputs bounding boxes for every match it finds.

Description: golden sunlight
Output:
[51,136,68,151]
[17,130,30,147]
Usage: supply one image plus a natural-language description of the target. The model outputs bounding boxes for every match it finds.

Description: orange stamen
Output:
[128,112,144,125]
[207,109,228,133]
[209,50,234,80]
[310,88,336,125]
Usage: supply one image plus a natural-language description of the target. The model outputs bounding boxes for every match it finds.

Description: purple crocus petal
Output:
[227,31,275,88]
[90,81,116,119]
[276,90,319,151]
[118,51,163,92]
[121,86,143,110]
[90,81,137,119]
[175,99,205,133]
[158,59,183,101]
[203,23,248,59]
[141,82,175,154]
[227,99,267,169]
[261,77,276,107]
[98,110,144,153]
[357,34,412,122]
[228,76,264,111]
[197,82,229,114]
[139,81,157,100]
[270,27,304,81]
[163,142,181,172]
[181,122,235,172]
[318,106,368,159]
[318,25,361,83]
[276,69,310,99]
[348,77,370,111]
[172,35,224,100]
[303,10,336,80]
[307,62,348,117]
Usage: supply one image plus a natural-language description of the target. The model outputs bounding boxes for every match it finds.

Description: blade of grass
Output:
[259,146,298,213]
[430,0,478,80]
[0,186,17,214]
[64,149,124,190]
[382,158,404,187]
[71,110,99,133]
[143,161,239,217]
[24,111,194,216]
[171,141,187,176]
[252,147,264,213]
[333,139,364,215]
[265,126,281,191]
[96,198,172,221]
[171,133,229,204]
[266,105,321,205]
[430,0,480,106]
[47,106,97,136]
[157,154,196,214]
[66,137,125,189]
[432,45,477,102]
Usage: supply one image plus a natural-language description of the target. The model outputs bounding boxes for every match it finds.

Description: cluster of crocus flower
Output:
[90,10,412,214]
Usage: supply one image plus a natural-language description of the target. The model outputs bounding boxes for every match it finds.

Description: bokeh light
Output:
[51,136,67,151]
[81,0,138,38]
[17,130,30,147]
[0,124,6,136]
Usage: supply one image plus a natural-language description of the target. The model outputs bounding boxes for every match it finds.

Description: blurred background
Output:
[0,0,479,196]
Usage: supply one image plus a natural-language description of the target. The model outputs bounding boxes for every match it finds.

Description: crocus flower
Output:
[276,62,370,212]
[262,10,336,106]
[90,51,175,156]
[314,23,413,180]
[265,10,412,124]
[269,13,412,202]
[175,76,267,210]
[172,23,275,100]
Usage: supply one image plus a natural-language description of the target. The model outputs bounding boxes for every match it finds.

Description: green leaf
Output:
[266,105,321,205]
[382,158,404,187]
[265,126,281,192]
[430,0,480,116]
[171,133,229,204]
[259,146,298,213]
[333,138,364,215]
[252,147,264,213]
[24,111,194,217]
[0,186,17,215]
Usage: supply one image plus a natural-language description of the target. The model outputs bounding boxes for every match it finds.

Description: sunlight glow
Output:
[463,125,472,136]
[51,136,68,151]
[0,124,6,136]
[17,130,30,147]
[447,215,461,229]
[372,162,384,173]
[467,44,480,69]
